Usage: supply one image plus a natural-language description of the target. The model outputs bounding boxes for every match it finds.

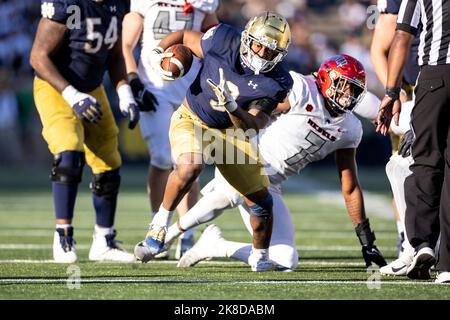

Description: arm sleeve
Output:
[40,0,70,23]
[352,91,381,121]
[396,0,422,35]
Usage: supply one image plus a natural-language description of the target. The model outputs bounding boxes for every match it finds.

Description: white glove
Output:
[206,68,238,113]
[118,84,140,129]
[62,85,102,123]
[149,46,176,81]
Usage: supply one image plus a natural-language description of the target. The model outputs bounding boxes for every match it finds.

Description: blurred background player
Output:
[30,0,139,263]
[122,0,219,259]
[166,56,387,271]
[134,12,293,271]
[370,0,420,257]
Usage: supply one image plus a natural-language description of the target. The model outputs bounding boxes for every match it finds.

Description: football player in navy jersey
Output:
[30,0,139,263]
[134,12,294,271]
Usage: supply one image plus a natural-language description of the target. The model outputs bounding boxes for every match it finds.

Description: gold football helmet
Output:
[240,11,291,74]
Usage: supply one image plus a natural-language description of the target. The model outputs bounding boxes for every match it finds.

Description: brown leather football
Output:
[160,44,193,79]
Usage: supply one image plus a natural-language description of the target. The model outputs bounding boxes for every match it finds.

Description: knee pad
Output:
[50,151,85,184]
[248,193,273,218]
[90,169,121,197]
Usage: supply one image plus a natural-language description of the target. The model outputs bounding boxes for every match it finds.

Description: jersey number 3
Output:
[85,17,118,54]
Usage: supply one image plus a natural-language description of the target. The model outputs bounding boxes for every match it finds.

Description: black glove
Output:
[127,72,158,112]
[362,245,387,268]
[355,218,387,267]
[398,130,414,158]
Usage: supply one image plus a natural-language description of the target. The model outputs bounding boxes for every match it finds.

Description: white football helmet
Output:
[240,12,291,75]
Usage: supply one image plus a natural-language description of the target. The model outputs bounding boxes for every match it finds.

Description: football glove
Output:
[118,84,140,130]
[362,245,387,268]
[398,130,414,158]
[62,85,103,124]
[127,72,157,112]
[149,46,176,81]
[206,68,238,113]
[355,218,387,267]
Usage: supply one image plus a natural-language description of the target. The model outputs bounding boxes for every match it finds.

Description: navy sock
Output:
[52,151,84,220]
[93,193,117,228]
[53,183,78,220]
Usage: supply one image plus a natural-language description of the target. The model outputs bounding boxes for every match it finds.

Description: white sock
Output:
[151,205,174,227]
[95,225,113,236]
[396,220,405,237]
[251,247,268,259]
[56,224,72,229]
[165,223,184,245]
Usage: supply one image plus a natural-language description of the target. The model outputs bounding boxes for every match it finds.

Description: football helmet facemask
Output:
[240,11,291,75]
[316,54,367,114]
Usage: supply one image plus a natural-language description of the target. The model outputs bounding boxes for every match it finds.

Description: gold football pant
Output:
[169,104,269,196]
[33,77,121,174]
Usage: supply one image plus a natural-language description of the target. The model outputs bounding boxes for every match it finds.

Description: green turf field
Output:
[1,166,449,300]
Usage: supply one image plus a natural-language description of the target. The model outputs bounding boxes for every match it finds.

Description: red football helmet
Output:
[316,54,367,114]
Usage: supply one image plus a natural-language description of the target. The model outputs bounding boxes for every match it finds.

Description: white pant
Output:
[202,169,298,270]
[137,57,201,170]
[385,153,413,250]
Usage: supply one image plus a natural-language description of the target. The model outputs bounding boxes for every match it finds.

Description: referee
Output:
[377,0,450,283]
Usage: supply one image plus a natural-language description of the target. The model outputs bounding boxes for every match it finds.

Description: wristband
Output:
[385,87,401,100]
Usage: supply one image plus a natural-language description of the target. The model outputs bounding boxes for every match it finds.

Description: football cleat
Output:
[380,245,414,276]
[248,254,278,272]
[53,227,78,263]
[175,233,195,260]
[362,245,387,268]
[88,229,135,263]
[406,247,436,280]
[177,224,224,268]
[134,224,167,263]
[435,272,450,284]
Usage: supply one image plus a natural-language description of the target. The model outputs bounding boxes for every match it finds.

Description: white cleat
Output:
[89,229,135,263]
[406,247,436,280]
[53,227,78,263]
[248,251,278,272]
[177,224,224,268]
[380,245,414,276]
[435,272,450,284]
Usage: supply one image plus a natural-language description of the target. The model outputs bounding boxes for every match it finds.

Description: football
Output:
[160,44,193,79]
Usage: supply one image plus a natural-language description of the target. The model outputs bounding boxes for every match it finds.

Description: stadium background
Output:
[0,0,390,169]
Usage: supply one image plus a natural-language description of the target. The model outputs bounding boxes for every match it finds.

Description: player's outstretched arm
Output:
[370,13,397,87]
[336,148,387,267]
[30,18,69,93]
[335,148,366,225]
[122,12,157,112]
[376,30,414,135]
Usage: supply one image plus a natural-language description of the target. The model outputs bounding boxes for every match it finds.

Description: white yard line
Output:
[0,278,441,286]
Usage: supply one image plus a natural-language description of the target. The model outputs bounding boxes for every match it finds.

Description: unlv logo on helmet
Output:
[316,54,366,114]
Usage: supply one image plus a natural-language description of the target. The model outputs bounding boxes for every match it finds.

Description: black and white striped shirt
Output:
[397,0,450,66]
